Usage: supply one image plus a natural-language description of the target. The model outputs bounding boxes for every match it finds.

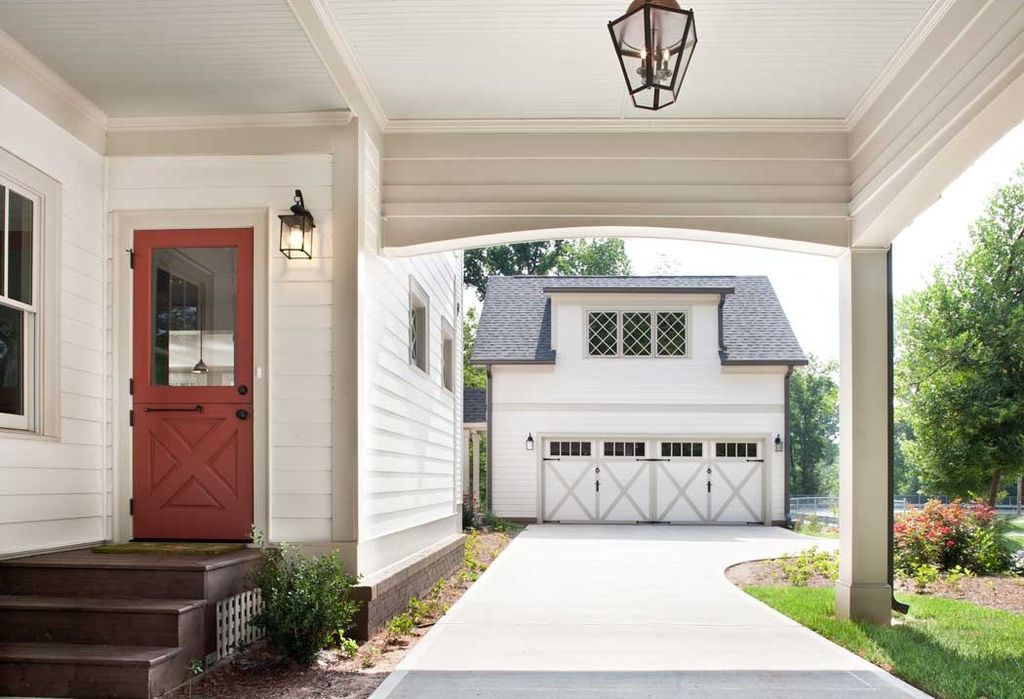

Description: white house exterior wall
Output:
[0,85,108,557]
[489,293,788,522]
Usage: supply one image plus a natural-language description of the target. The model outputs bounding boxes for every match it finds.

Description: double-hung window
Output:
[0,177,39,431]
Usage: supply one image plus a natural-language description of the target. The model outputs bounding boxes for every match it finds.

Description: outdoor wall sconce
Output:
[526,433,535,451]
[608,0,697,111]
[278,189,314,259]
[774,434,784,452]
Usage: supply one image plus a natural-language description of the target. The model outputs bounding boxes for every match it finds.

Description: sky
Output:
[625,120,1024,361]
[464,120,1024,362]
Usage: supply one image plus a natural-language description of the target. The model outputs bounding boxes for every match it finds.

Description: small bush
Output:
[385,613,415,644]
[776,546,838,586]
[250,533,360,664]
[336,635,359,659]
[1008,550,1024,577]
[893,499,1009,575]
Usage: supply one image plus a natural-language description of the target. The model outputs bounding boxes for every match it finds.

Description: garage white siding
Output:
[489,293,788,522]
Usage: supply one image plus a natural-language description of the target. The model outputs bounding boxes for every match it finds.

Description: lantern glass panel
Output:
[279,214,313,259]
[610,6,648,94]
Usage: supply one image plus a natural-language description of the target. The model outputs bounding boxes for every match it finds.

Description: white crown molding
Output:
[287,0,388,136]
[0,28,108,152]
[844,0,957,132]
[383,117,849,134]
[107,110,352,132]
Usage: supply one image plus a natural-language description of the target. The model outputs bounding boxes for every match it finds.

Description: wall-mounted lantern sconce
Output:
[774,434,784,452]
[526,433,535,451]
[278,189,314,259]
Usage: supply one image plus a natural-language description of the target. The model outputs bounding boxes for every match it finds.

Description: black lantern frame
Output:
[608,0,697,111]
[278,189,315,259]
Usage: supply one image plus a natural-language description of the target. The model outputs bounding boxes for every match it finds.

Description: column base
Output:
[835,581,892,625]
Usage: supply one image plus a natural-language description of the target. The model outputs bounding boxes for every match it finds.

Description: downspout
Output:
[887,248,910,614]
[784,366,793,528]
[716,293,728,362]
[486,365,493,512]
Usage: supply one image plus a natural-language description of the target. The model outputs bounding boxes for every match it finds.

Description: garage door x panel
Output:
[654,462,707,522]
[598,461,649,522]
[543,461,596,521]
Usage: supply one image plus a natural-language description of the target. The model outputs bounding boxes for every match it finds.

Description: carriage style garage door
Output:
[542,438,764,524]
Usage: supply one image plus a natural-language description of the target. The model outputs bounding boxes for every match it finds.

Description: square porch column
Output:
[836,248,892,625]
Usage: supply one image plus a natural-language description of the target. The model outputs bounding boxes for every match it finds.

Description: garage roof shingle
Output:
[471,276,806,366]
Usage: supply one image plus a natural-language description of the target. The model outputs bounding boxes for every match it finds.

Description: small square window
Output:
[550,442,561,456]
[581,442,592,456]
[693,443,703,457]
[570,441,581,456]
[747,443,758,456]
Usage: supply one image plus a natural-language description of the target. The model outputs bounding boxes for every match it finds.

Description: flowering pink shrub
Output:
[893,499,1007,575]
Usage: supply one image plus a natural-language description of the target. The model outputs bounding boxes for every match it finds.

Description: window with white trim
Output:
[715,442,759,458]
[661,441,703,458]
[549,440,592,457]
[587,310,688,358]
[441,318,454,391]
[603,440,646,457]
[0,179,38,431]
[409,278,429,374]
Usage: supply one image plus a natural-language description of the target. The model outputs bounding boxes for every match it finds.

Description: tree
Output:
[464,241,566,300]
[789,355,839,496]
[893,407,923,496]
[463,238,631,299]
[896,168,1024,506]
[463,307,487,389]
[555,238,632,276]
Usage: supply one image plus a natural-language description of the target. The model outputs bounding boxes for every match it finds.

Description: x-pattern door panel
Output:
[133,404,253,539]
[654,461,707,522]
[597,460,650,522]
[709,461,762,523]
[543,460,597,522]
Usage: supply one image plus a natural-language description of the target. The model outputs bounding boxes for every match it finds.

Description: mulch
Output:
[170,529,516,699]
[726,558,1024,614]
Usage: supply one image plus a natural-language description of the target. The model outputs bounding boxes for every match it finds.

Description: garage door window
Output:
[661,441,703,457]
[550,440,592,457]
[715,441,758,458]
[603,440,646,457]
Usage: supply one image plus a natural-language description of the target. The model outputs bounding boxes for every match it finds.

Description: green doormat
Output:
[92,542,247,556]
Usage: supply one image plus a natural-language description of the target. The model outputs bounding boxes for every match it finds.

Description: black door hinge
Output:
[129,409,134,427]
[129,498,134,515]
[129,378,134,395]
[127,248,135,269]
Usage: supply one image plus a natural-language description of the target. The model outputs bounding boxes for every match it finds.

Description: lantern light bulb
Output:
[288,227,304,250]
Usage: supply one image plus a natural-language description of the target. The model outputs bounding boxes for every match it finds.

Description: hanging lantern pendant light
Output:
[609,0,697,111]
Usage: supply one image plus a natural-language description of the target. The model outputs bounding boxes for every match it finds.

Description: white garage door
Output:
[543,438,763,524]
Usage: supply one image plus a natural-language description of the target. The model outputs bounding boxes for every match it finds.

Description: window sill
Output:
[0,427,60,443]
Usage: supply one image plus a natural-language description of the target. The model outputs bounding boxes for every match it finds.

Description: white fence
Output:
[790,495,1023,524]
[215,588,263,661]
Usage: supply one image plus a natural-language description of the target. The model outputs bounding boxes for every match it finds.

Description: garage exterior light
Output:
[526,433,535,451]
[774,434,784,452]
[278,189,314,259]
[608,0,698,111]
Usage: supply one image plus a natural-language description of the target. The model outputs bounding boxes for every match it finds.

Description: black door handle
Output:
[707,481,712,493]
[596,480,600,492]
[236,409,249,420]
[238,385,249,396]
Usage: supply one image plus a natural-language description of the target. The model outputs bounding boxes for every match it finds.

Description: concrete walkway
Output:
[371,525,928,698]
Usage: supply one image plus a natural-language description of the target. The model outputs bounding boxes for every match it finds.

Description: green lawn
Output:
[747,587,1024,699]
[1004,515,1024,553]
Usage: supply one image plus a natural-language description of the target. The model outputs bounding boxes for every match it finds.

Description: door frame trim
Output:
[111,209,271,543]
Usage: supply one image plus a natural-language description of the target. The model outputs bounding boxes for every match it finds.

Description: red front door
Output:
[131,228,254,541]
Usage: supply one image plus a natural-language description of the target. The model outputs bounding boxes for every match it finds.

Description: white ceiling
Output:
[331,0,938,121]
[0,0,346,117]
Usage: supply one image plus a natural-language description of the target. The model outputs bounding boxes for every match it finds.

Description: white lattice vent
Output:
[216,588,263,660]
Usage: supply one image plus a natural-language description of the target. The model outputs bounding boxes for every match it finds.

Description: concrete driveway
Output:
[371,525,928,698]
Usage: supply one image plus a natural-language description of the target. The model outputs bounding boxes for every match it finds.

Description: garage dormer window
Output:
[587,310,687,357]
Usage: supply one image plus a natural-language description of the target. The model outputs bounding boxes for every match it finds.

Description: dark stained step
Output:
[0,596,205,647]
[0,642,186,699]
[0,549,260,600]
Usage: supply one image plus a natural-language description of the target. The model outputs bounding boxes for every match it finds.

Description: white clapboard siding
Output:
[359,134,461,576]
[108,153,336,543]
[0,86,108,557]
[490,296,787,521]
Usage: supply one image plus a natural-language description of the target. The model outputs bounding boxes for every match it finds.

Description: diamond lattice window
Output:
[622,312,652,356]
[656,312,687,356]
[588,312,618,356]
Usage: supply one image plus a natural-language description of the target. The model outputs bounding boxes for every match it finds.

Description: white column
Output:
[471,431,482,511]
[836,248,892,624]
[462,428,471,500]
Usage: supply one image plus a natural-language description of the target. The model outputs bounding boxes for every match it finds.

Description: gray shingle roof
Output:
[471,276,806,366]
[463,387,486,424]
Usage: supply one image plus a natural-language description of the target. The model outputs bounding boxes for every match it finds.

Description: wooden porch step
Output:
[0,595,205,646]
[0,642,185,699]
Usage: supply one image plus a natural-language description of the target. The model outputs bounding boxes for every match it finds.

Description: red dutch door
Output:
[131,228,254,541]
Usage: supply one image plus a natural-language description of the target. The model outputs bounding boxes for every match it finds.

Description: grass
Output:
[1002,515,1024,553]
[747,586,1024,699]
[793,516,839,540]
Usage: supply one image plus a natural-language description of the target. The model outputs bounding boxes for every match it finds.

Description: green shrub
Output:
[250,533,360,664]
[336,635,359,659]
[386,613,415,642]
[905,562,940,593]
[776,546,838,586]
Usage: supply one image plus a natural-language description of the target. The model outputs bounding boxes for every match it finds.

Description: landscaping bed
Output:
[171,529,517,699]
[727,556,1024,614]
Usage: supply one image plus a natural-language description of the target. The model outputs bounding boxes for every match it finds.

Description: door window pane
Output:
[152,247,237,387]
[7,191,33,304]
[0,304,24,416]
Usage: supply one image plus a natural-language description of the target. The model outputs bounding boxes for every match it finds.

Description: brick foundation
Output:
[350,534,466,641]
